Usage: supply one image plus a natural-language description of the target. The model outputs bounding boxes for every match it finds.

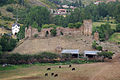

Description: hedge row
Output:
[0,52,60,64]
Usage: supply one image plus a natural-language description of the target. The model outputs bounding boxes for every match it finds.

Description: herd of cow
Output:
[44,65,76,77]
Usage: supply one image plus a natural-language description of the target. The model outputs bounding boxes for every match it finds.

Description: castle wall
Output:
[83,20,92,36]
[94,31,99,41]
[25,20,93,39]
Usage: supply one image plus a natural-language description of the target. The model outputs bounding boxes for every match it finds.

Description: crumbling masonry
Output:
[25,20,94,38]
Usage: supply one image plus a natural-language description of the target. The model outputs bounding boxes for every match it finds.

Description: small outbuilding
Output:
[61,49,80,58]
[12,23,20,35]
[84,51,101,58]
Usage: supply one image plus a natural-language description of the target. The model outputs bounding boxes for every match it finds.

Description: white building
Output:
[62,5,69,8]
[61,49,80,58]
[84,51,101,58]
[12,23,20,35]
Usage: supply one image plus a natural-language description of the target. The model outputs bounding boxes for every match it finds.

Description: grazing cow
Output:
[72,68,75,71]
[59,66,61,68]
[45,73,48,76]
[47,68,51,70]
[54,74,58,77]
[69,65,72,67]
[51,73,54,76]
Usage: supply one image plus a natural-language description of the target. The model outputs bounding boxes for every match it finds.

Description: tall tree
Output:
[26,6,50,28]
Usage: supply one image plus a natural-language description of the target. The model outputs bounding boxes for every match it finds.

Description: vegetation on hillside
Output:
[0,34,17,52]
[109,33,120,44]
[93,23,115,41]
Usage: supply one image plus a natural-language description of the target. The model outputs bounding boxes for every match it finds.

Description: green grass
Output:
[109,33,120,43]
[93,21,116,30]
[0,59,97,71]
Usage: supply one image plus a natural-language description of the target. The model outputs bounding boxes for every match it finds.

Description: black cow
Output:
[47,68,51,70]
[54,74,58,77]
[69,65,72,67]
[51,73,54,76]
[72,68,75,71]
[45,73,48,76]
[59,66,61,68]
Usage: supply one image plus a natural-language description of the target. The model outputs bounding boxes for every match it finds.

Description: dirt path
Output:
[90,53,120,80]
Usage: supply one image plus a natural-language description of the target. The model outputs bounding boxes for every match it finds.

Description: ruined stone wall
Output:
[94,31,99,41]
[83,20,92,36]
[25,20,93,39]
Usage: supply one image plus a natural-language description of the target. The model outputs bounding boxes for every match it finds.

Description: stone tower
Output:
[94,31,99,41]
[83,20,92,36]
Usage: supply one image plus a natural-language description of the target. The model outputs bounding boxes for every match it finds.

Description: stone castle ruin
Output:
[25,20,95,39]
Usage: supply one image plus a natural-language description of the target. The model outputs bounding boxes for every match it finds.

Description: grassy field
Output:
[0,61,120,80]
[1,53,120,80]
[109,33,120,43]
[93,21,116,30]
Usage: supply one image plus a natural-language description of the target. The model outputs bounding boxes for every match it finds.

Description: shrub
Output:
[50,29,57,37]
[68,23,74,28]
[98,51,114,59]
[96,46,103,51]
[39,52,59,60]
[92,41,97,49]
[75,22,82,28]
[34,34,38,38]
[1,16,13,21]
[6,6,14,12]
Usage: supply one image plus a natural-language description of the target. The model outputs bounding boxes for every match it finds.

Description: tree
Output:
[17,26,25,40]
[26,6,50,28]
[0,34,17,51]
[116,23,120,32]
[93,23,114,41]
[32,22,39,28]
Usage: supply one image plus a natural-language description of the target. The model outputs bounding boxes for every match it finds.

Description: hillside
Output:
[12,34,120,54]
[27,0,57,9]
[109,33,120,43]
[0,0,57,34]
[12,35,93,54]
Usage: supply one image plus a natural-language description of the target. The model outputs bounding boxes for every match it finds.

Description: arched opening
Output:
[60,31,64,35]
[45,31,49,37]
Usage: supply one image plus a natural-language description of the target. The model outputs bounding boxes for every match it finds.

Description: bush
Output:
[50,29,57,37]
[75,22,82,28]
[34,34,38,38]
[1,16,13,21]
[39,52,59,60]
[42,24,58,29]
[68,23,74,28]
[98,51,114,59]
[92,41,103,51]
[92,41,97,49]
[96,46,102,51]
[0,52,60,64]
[6,6,14,12]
